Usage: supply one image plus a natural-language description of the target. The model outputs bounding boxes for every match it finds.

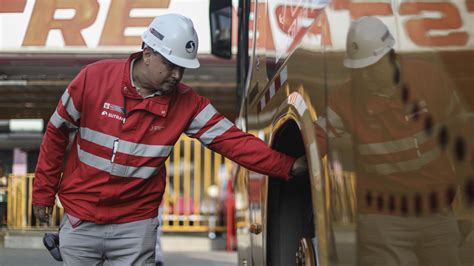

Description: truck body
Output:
[209,0,474,265]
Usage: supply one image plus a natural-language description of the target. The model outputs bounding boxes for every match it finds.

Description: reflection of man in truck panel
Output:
[316,16,467,266]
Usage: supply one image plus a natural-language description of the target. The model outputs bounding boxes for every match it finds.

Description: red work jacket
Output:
[33,52,295,224]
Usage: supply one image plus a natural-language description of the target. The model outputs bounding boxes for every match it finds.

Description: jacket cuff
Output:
[282,155,297,181]
[32,196,55,207]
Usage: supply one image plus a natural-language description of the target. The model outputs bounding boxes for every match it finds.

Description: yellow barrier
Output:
[5,135,234,233]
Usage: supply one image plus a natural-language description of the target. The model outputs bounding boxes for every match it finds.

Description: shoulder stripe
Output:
[199,118,234,145]
[185,104,217,135]
[50,110,78,129]
[61,89,81,122]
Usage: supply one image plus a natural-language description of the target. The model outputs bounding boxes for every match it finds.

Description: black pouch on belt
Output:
[43,233,63,261]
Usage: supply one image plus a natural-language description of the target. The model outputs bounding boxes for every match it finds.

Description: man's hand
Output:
[290,156,308,177]
[33,205,54,223]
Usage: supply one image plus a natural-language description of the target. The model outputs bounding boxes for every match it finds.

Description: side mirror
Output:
[209,0,232,59]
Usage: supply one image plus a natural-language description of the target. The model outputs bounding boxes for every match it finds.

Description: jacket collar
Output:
[121,52,177,117]
[122,52,142,99]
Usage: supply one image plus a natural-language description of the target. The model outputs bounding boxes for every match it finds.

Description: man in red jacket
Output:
[33,13,306,265]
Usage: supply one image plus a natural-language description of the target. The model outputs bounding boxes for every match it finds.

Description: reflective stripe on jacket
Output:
[33,52,295,224]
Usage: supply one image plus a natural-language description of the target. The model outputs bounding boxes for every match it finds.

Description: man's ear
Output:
[142,48,153,64]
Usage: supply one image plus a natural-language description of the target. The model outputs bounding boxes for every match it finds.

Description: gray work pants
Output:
[155,207,164,263]
[59,215,159,266]
[357,211,460,266]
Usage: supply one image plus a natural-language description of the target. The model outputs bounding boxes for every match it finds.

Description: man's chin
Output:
[159,85,177,95]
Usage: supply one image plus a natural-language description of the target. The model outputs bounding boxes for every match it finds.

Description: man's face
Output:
[143,48,185,95]
[350,54,396,93]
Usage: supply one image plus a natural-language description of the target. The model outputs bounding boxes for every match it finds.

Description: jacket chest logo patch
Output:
[103,102,125,113]
[101,102,126,122]
[150,125,165,132]
[101,110,125,122]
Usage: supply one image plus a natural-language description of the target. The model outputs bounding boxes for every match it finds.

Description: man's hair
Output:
[142,42,159,54]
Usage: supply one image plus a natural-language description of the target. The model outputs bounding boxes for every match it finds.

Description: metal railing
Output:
[5,135,234,233]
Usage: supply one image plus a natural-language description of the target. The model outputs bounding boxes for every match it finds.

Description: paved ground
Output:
[0,248,238,266]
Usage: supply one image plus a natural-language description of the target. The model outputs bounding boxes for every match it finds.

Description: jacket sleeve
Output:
[185,96,296,180]
[314,103,352,156]
[33,68,86,206]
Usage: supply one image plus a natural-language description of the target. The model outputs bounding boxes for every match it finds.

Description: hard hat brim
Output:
[162,53,200,69]
[142,36,200,69]
[343,54,382,69]
[343,41,394,69]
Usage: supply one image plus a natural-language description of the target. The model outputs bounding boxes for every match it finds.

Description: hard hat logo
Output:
[186,41,196,54]
[150,28,164,41]
[351,42,359,53]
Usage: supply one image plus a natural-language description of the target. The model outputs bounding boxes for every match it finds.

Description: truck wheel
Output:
[296,237,317,266]
[268,121,316,266]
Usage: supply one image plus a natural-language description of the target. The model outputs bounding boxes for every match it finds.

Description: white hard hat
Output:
[343,16,395,69]
[142,14,200,69]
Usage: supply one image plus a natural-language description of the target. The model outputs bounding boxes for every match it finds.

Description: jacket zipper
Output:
[111,139,119,163]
